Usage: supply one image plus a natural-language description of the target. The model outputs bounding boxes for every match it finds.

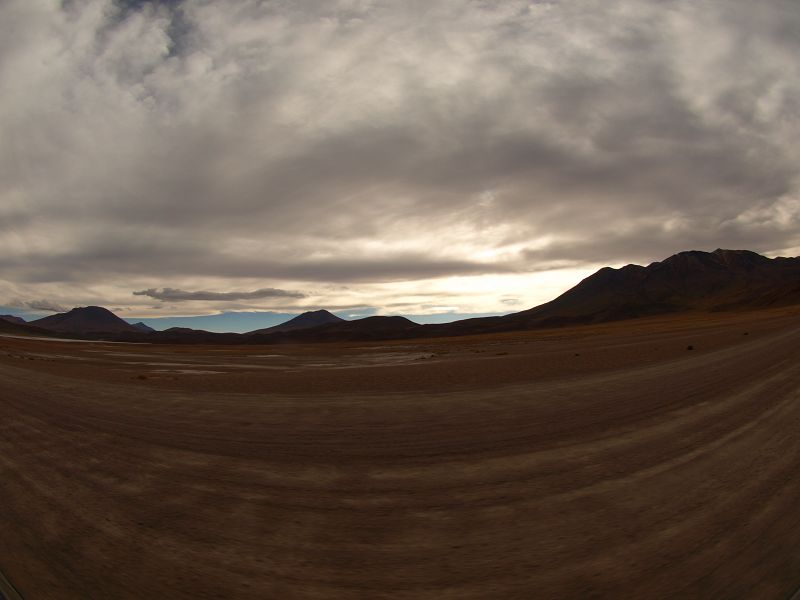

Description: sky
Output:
[2,0,799,330]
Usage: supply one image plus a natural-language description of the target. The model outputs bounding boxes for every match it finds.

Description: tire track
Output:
[0,566,23,600]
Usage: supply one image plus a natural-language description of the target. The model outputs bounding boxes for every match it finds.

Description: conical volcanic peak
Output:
[31,306,140,334]
[249,309,345,334]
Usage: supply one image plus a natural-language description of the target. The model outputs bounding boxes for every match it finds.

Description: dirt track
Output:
[1,310,800,599]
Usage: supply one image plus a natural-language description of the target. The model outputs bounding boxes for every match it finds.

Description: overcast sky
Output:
[2,0,799,323]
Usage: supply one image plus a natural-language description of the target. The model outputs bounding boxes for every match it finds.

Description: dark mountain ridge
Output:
[0,318,57,337]
[0,315,26,325]
[426,249,800,337]
[507,248,800,328]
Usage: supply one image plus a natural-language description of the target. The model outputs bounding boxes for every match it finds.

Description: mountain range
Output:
[5,249,799,343]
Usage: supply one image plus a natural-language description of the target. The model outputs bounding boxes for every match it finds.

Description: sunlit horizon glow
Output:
[2,1,799,328]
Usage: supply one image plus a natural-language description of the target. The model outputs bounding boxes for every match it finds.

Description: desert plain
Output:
[1,307,800,599]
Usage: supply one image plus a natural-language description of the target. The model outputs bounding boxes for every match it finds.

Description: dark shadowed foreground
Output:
[1,309,800,599]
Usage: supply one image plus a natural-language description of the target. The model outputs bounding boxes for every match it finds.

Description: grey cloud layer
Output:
[133,287,305,302]
[2,0,799,305]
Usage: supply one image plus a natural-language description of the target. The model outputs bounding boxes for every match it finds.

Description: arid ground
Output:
[2,308,800,599]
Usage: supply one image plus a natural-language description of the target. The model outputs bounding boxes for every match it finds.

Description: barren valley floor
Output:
[1,308,800,599]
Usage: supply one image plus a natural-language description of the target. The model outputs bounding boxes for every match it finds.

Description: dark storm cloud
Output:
[1,0,800,312]
[133,287,305,301]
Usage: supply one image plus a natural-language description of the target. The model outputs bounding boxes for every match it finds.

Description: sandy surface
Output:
[1,308,800,598]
